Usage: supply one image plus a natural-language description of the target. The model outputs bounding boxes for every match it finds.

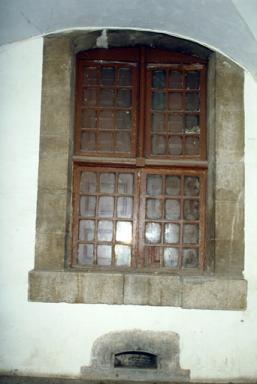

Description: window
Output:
[29,33,246,309]
[72,48,207,271]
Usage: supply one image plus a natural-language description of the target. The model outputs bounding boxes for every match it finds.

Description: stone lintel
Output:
[29,271,247,310]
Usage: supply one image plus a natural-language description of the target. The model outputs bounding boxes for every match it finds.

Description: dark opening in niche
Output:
[114,351,157,369]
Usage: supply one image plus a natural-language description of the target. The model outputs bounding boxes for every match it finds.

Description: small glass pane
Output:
[80,172,96,193]
[183,248,199,268]
[117,197,133,218]
[81,131,96,151]
[146,199,162,219]
[152,92,166,110]
[147,175,162,196]
[184,176,200,196]
[101,67,115,85]
[164,223,180,243]
[79,220,95,241]
[97,245,112,265]
[83,88,97,105]
[118,174,134,194]
[169,71,183,89]
[165,199,180,220]
[152,135,166,155]
[164,248,179,267]
[168,136,182,155]
[117,89,131,107]
[166,175,180,196]
[152,70,166,88]
[185,115,200,134]
[80,196,96,216]
[183,224,199,244]
[186,71,200,89]
[185,136,200,155]
[98,196,114,217]
[152,113,165,132]
[100,173,115,193]
[78,244,94,265]
[145,222,161,244]
[81,110,97,128]
[99,110,114,130]
[83,67,98,85]
[168,114,184,133]
[116,131,131,152]
[116,111,131,130]
[119,68,131,86]
[116,221,132,243]
[115,245,131,266]
[100,89,115,106]
[184,199,199,220]
[99,132,113,151]
[186,93,199,111]
[98,220,113,241]
[168,93,183,111]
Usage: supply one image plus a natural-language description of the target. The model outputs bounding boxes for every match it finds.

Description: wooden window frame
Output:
[72,47,207,272]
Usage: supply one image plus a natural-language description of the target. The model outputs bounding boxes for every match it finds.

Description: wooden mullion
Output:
[74,62,83,155]
[137,170,146,268]
[200,67,207,160]
[112,174,119,266]
[160,175,166,268]
[130,65,139,158]
[181,68,187,157]
[138,47,146,158]
[71,166,80,266]
[179,175,184,270]
[199,172,206,270]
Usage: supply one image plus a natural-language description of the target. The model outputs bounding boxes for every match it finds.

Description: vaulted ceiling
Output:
[1,0,257,78]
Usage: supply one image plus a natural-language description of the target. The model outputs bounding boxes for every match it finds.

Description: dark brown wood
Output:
[72,47,208,271]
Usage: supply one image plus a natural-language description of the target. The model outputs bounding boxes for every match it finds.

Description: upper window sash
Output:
[75,48,207,161]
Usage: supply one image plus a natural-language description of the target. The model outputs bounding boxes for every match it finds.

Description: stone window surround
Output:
[29,30,247,310]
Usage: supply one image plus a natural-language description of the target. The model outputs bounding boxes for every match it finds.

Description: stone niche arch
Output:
[81,330,190,382]
[29,29,247,310]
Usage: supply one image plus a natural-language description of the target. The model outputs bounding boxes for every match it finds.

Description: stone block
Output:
[40,88,72,137]
[38,135,70,190]
[29,271,77,303]
[35,232,66,270]
[182,277,247,310]
[36,189,68,234]
[215,200,244,241]
[215,110,244,154]
[29,271,123,304]
[43,62,72,92]
[215,239,244,275]
[79,273,123,304]
[216,54,244,106]
[215,159,244,202]
[40,38,73,137]
[215,55,244,156]
[124,274,181,306]
[44,36,72,60]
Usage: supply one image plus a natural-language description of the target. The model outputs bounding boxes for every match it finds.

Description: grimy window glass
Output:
[72,48,207,271]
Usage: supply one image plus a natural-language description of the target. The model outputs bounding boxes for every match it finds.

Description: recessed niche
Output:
[81,330,190,382]
[114,351,157,369]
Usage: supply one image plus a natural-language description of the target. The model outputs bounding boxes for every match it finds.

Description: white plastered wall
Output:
[0,37,257,381]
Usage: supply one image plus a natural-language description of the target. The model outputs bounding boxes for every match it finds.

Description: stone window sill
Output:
[29,270,247,310]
